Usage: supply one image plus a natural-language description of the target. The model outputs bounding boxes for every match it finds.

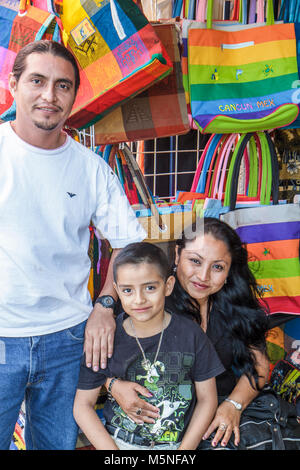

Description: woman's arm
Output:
[178,378,218,450]
[202,348,270,448]
[73,387,119,450]
[105,378,160,424]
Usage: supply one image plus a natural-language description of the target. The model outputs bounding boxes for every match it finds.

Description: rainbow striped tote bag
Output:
[60,0,172,130]
[222,203,300,316]
[187,0,300,133]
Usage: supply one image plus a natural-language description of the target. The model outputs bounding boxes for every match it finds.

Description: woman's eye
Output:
[213,264,224,271]
[190,258,201,265]
[32,78,41,85]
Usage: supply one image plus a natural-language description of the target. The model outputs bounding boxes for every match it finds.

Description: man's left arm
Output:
[84,248,121,372]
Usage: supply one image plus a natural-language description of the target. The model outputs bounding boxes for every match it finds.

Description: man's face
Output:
[9,52,76,133]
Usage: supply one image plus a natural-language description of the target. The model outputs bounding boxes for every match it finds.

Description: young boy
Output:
[73,242,225,450]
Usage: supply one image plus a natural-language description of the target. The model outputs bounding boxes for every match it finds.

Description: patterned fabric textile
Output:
[60,0,172,129]
[93,23,189,144]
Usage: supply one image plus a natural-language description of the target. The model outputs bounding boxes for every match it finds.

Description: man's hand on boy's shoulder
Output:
[84,303,116,372]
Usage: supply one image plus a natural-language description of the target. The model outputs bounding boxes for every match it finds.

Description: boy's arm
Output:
[178,378,218,450]
[73,387,119,450]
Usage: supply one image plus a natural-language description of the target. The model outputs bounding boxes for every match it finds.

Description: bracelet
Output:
[107,377,119,401]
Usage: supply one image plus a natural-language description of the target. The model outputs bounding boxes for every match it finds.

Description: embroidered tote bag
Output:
[93,22,189,144]
[187,0,300,133]
[60,0,173,130]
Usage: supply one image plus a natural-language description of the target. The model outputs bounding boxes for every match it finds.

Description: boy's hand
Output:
[84,303,116,371]
[110,380,160,424]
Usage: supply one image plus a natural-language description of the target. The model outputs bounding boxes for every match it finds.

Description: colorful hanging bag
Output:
[187,0,300,133]
[221,200,300,316]
[59,0,173,130]
[93,23,189,144]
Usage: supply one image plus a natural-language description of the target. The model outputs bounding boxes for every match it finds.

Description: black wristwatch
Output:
[95,295,116,310]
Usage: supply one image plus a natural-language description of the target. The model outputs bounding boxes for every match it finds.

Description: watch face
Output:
[236,403,242,410]
[96,296,115,308]
[103,297,114,307]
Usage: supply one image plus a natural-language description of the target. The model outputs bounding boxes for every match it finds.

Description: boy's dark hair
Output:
[113,242,171,282]
[12,40,80,95]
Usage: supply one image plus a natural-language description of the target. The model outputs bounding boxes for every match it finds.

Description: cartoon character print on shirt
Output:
[110,352,194,443]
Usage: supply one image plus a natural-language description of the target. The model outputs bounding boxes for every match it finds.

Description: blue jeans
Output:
[0,320,86,450]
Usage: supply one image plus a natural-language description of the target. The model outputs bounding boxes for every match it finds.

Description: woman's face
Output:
[175,233,232,304]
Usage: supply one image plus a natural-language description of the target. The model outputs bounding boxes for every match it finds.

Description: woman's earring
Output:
[224,278,227,284]
[173,265,177,274]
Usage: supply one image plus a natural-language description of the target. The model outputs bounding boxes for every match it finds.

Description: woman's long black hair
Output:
[167,217,270,390]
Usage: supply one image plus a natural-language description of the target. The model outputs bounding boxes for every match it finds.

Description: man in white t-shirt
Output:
[0,40,145,450]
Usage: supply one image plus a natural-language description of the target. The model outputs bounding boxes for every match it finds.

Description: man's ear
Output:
[165,275,175,297]
[8,73,17,97]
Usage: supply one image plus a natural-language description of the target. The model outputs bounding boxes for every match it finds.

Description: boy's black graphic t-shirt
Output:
[77,312,225,444]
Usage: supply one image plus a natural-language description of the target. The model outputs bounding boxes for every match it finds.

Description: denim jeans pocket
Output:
[66,320,86,342]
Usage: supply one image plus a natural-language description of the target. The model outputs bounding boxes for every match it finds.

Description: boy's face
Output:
[114,262,175,328]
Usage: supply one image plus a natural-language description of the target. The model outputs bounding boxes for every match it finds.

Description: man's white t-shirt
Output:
[0,122,146,336]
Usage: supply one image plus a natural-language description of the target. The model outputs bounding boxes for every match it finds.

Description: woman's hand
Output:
[202,400,241,448]
[110,379,160,424]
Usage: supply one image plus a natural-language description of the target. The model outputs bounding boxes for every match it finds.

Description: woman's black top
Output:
[165,299,237,397]
[206,306,237,396]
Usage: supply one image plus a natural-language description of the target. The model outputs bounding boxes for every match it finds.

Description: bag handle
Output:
[210,135,233,199]
[213,133,238,200]
[224,133,254,209]
[190,134,224,192]
[265,131,279,203]
[203,135,228,197]
[224,132,279,211]
[247,135,259,197]
[195,134,226,193]
[212,133,253,202]
[105,144,167,233]
[120,144,167,233]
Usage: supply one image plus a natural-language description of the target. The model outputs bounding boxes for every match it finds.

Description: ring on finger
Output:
[218,422,227,431]
[136,408,142,416]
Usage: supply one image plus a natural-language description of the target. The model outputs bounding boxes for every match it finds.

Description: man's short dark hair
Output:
[113,242,171,282]
[12,40,80,95]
